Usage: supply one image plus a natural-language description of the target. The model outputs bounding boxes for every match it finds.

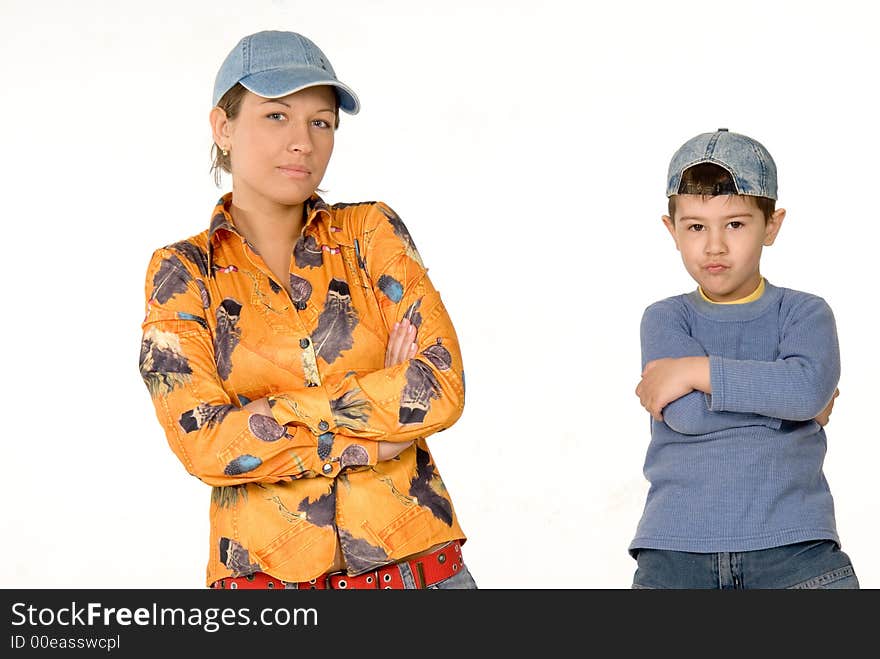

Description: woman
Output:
[139,30,475,589]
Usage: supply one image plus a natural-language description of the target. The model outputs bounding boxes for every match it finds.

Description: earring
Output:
[221,147,229,157]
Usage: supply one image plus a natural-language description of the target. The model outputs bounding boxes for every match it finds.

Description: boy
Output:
[629,128,859,589]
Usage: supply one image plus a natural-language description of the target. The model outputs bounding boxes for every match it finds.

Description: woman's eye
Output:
[311,119,331,129]
[267,112,285,121]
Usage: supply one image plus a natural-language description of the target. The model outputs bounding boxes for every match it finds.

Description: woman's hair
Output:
[211,83,249,187]
[668,162,776,222]
[210,83,341,187]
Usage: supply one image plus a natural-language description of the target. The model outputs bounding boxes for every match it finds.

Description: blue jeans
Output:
[631,540,859,589]
[429,564,478,589]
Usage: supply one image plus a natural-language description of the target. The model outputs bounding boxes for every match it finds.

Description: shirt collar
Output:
[699,277,766,305]
[207,192,332,273]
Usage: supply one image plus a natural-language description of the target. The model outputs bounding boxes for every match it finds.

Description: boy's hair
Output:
[668,163,776,222]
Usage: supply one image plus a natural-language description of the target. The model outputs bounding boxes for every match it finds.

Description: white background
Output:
[2,0,878,589]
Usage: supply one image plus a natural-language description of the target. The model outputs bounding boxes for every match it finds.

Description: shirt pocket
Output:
[241,481,336,574]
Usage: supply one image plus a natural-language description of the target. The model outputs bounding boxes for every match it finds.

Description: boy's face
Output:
[662,195,786,302]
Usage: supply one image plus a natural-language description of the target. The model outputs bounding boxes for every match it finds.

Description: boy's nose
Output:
[705,231,726,254]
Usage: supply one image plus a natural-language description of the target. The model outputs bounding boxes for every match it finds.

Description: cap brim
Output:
[239,68,360,114]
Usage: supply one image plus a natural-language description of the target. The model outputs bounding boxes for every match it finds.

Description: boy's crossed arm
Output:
[636,302,785,434]
[636,298,840,431]
[636,356,839,427]
[636,356,709,421]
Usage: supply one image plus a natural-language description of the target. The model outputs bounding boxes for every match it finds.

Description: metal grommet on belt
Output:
[215,539,468,590]
[322,463,332,474]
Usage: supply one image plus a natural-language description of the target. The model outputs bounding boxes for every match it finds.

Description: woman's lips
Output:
[278,165,310,178]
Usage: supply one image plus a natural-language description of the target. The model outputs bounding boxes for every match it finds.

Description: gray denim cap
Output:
[212,30,360,114]
[666,128,777,200]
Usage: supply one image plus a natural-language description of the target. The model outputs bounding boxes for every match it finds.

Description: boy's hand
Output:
[636,356,710,421]
[814,388,840,427]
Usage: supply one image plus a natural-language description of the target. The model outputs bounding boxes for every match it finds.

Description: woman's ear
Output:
[209,106,231,150]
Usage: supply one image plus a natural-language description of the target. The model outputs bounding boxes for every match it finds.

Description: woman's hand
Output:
[385,318,418,368]
[242,397,273,416]
[245,321,420,463]
[378,318,418,460]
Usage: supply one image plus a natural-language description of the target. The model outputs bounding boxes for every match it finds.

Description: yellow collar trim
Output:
[699,277,765,305]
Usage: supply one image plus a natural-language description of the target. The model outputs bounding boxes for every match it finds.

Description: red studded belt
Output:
[211,540,463,590]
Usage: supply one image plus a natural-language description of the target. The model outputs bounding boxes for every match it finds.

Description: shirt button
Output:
[294,301,307,310]
[318,420,329,431]
[307,382,318,388]
[322,463,333,474]
[299,338,311,349]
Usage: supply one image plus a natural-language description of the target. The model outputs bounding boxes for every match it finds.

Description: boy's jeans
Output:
[632,540,859,589]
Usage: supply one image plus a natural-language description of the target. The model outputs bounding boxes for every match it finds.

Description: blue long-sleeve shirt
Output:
[630,280,842,554]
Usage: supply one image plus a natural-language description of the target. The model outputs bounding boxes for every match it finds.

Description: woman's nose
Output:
[286,124,313,153]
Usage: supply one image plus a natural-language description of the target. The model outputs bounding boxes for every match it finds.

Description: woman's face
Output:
[219,85,337,208]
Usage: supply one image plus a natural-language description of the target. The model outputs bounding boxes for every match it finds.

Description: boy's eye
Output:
[687,224,704,232]
[728,221,743,229]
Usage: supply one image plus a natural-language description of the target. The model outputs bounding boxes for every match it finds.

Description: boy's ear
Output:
[662,215,680,251]
[763,208,786,246]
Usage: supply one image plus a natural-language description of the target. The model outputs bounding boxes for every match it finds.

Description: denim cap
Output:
[212,30,360,114]
[666,128,777,200]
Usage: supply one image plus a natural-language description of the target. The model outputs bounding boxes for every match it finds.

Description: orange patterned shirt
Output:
[139,193,467,585]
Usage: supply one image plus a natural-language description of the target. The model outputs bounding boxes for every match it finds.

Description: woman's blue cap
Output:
[212,30,360,114]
